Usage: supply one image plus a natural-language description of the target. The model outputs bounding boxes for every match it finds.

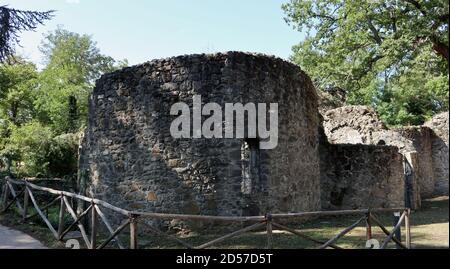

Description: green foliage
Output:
[376,50,449,125]
[35,27,126,134]
[46,133,79,177]
[40,28,119,85]
[0,27,127,177]
[0,59,39,173]
[0,59,38,125]
[7,121,53,177]
[2,122,79,177]
[283,0,449,125]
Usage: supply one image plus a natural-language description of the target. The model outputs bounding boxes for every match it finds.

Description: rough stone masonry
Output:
[425,112,449,196]
[80,52,322,225]
[80,51,440,227]
[322,106,449,208]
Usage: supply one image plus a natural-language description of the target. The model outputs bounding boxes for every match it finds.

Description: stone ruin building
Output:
[80,52,321,219]
[79,52,449,224]
[322,107,449,209]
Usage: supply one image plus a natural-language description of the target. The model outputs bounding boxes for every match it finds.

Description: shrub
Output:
[8,121,53,176]
[47,133,79,177]
[5,121,79,177]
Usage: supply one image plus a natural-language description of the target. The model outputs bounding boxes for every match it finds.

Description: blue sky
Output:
[2,0,304,67]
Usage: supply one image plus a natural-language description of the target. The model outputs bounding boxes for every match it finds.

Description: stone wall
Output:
[425,112,449,196]
[81,52,321,228]
[319,138,405,210]
[403,152,422,209]
[323,106,415,152]
[321,105,448,200]
[394,127,434,198]
[323,106,388,145]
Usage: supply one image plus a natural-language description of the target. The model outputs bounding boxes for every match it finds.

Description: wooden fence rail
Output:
[0,177,412,249]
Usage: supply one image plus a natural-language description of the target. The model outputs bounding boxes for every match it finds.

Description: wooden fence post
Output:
[405,209,411,249]
[380,211,407,249]
[365,211,372,241]
[2,182,9,210]
[22,186,29,220]
[57,195,66,240]
[266,214,273,249]
[393,212,402,249]
[90,202,97,249]
[1,183,5,207]
[130,215,138,249]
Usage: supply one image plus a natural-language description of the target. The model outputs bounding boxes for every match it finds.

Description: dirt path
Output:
[0,224,47,249]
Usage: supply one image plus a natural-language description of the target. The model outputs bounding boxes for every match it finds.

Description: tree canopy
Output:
[0,28,127,177]
[283,0,449,125]
[36,28,127,134]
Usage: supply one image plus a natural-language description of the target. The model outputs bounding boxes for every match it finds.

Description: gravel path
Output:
[0,224,47,249]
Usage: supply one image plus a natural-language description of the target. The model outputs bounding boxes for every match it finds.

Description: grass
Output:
[0,196,448,249]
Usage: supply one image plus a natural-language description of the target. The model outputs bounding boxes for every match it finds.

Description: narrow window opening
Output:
[241,138,260,195]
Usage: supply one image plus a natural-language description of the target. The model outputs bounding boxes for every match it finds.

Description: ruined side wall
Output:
[323,106,388,145]
[425,112,449,196]
[322,105,447,200]
[394,127,434,198]
[320,136,405,210]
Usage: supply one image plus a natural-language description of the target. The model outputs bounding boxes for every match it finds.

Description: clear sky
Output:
[2,0,304,67]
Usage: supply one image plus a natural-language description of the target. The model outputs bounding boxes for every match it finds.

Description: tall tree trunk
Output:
[68,95,78,133]
[431,37,449,62]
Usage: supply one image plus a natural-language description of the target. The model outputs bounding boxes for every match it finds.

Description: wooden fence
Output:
[1,177,411,249]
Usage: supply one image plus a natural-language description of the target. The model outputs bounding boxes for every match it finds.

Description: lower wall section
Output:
[425,112,449,196]
[394,127,435,198]
[320,142,405,210]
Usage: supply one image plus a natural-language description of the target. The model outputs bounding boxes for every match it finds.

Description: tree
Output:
[0,28,127,177]
[5,121,53,177]
[39,28,121,85]
[283,0,449,125]
[35,28,127,134]
[375,44,448,125]
[5,122,79,177]
[0,5,54,63]
[0,59,38,174]
[0,58,38,125]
